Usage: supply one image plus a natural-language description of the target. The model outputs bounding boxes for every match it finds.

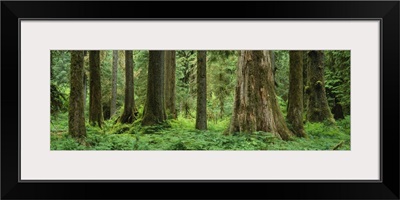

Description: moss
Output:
[304,85,311,94]
[315,80,323,88]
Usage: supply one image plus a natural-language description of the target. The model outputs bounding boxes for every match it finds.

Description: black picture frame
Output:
[2,1,399,199]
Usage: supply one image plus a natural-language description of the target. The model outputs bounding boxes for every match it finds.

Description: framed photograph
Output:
[2,1,399,199]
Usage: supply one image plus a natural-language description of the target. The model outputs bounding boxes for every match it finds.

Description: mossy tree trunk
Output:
[83,72,88,113]
[287,51,306,137]
[307,51,335,123]
[164,50,177,119]
[303,51,310,118]
[269,50,278,87]
[332,98,345,120]
[195,51,207,130]
[68,51,86,141]
[142,51,166,126]
[228,51,293,140]
[83,51,88,113]
[89,51,104,128]
[120,50,137,123]
[110,50,118,117]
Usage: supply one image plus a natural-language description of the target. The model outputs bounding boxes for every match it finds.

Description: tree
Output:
[324,50,350,119]
[110,50,118,117]
[303,51,310,116]
[50,51,66,116]
[195,50,207,130]
[68,51,86,141]
[142,51,166,126]
[89,50,104,127]
[228,50,293,140]
[307,50,335,123]
[83,51,88,112]
[287,51,306,137]
[164,50,177,119]
[120,50,137,123]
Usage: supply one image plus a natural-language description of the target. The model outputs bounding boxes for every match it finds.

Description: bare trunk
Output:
[228,51,293,140]
[196,51,207,130]
[110,50,118,117]
[120,50,137,123]
[307,51,335,123]
[89,50,104,128]
[69,51,86,141]
[142,50,166,126]
[164,50,177,119]
[287,51,306,137]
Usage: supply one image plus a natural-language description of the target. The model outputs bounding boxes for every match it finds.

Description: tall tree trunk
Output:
[287,51,306,137]
[89,50,104,128]
[228,51,293,140]
[195,51,207,130]
[110,50,118,117]
[83,72,87,110]
[269,50,278,87]
[142,50,166,126]
[303,51,310,118]
[120,50,137,123]
[307,51,335,123]
[69,51,86,142]
[164,50,177,119]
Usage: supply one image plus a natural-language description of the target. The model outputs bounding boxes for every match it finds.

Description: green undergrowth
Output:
[51,113,350,150]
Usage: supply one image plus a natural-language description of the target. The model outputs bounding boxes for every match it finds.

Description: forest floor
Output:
[51,113,350,150]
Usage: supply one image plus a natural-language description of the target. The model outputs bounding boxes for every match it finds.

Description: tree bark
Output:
[83,72,87,110]
[196,51,207,130]
[68,51,86,141]
[89,51,104,128]
[110,50,118,117]
[307,51,335,123]
[142,50,166,126]
[228,51,293,140]
[303,51,310,118]
[164,50,177,119]
[120,50,137,123]
[287,51,306,137]
[269,50,278,87]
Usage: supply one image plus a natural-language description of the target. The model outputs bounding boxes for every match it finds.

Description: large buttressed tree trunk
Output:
[120,50,137,123]
[110,50,118,117]
[164,50,177,119]
[307,50,335,123]
[142,50,166,126]
[228,50,293,140]
[69,51,86,141]
[287,51,306,137]
[89,50,104,127]
[195,51,207,130]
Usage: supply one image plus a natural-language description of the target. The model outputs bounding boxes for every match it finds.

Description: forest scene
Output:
[51,50,350,150]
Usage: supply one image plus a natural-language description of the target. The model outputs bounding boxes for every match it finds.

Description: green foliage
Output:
[51,50,351,151]
[175,50,197,116]
[50,83,67,115]
[277,95,288,117]
[207,51,237,120]
[133,50,149,107]
[324,50,351,115]
[51,114,350,150]
[51,50,71,87]
[274,50,290,101]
